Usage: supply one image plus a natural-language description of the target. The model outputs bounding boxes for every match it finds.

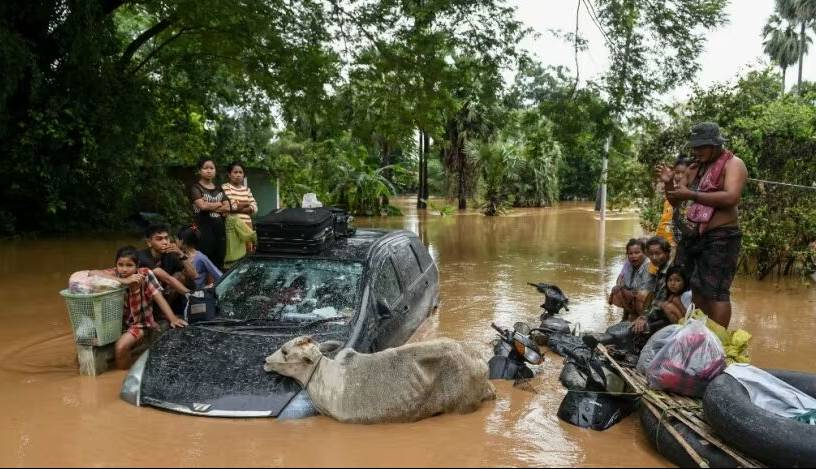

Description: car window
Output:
[374,258,401,305]
[410,238,433,271]
[393,240,422,286]
[215,258,363,322]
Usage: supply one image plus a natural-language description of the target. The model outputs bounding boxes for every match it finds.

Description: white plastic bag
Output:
[636,324,682,374]
[301,193,323,208]
[645,317,726,397]
[68,270,121,294]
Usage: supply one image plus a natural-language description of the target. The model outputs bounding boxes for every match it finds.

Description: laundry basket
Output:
[60,288,125,346]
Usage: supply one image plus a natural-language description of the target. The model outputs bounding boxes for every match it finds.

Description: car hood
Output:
[139,324,349,417]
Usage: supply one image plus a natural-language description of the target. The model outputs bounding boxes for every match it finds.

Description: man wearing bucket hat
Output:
[662,122,747,328]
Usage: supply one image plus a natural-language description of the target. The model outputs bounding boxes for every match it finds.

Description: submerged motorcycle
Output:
[488,322,543,380]
[526,282,573,345]
[528,282,570,319]
[524,282,640,431]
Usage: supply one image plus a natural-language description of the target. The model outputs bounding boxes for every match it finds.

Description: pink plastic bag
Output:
[645,318,726,397]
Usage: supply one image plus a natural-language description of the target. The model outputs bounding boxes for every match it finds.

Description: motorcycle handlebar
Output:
[490,323,504,334]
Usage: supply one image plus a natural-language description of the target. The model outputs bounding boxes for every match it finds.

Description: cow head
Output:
[263,336,323,385]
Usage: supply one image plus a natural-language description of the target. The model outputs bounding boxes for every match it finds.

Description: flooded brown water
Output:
[1,199,814,467]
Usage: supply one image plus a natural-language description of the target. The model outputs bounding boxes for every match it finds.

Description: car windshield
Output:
[215,258,364,324]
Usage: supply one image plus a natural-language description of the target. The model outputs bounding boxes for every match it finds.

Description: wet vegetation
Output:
[2,1,814,276]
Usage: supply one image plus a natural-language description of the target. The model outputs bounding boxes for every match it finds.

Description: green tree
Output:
[763,14,806,94]
[1,0,339,232]
[637,68,816,278]
[502,109,564,207]
[776,0,816,93]
[505,62,615,201]
[590,0,728,213]
[466,140,518,216]
[266,132,401,216]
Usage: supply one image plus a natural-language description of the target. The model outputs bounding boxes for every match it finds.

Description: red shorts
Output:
[126,326,146,340]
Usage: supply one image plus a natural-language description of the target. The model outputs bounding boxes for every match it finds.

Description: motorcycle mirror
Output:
[513,322,531,335]
[513,339,543,365]
[523,346,543,365]
[513,339,526,356]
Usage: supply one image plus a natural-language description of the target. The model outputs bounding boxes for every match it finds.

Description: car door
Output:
[369,254,406,351]
[390,238,426,342]
[410,236,438,311]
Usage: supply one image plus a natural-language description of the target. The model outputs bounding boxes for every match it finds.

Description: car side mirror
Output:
[376,299,393,319]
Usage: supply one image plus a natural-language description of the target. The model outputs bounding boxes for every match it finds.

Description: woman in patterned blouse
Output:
[190,158,232,269]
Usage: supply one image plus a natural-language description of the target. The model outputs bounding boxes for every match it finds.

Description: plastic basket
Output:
[60,288,125,346]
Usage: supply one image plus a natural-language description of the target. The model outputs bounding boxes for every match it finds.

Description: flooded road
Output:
[1,199,814,467]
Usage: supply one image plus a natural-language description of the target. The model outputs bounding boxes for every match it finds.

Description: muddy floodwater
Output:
[1,199,814,467]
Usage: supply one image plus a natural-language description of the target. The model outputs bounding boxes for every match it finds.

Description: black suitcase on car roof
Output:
[328,207,355,238]
[256,208,335,254]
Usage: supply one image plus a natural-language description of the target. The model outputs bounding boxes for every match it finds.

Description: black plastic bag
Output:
[557,390,637,431]
[548,333,591,362]
[559,355,608,392]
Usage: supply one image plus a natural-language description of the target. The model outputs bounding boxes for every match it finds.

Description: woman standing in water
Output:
[190,158,231,269]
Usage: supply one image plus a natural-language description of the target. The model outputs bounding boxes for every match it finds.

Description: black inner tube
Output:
[639,404,739,468]
[702,368,816,468]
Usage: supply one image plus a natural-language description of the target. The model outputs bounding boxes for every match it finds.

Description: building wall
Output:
[245,169,278,218]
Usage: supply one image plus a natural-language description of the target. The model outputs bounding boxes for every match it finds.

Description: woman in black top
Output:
[190,158,232,269]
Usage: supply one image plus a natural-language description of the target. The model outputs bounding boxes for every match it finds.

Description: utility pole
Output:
[600,134,611,223]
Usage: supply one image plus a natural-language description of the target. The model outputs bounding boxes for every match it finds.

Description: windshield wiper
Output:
[191,318,271,326]
[228,316,349,331]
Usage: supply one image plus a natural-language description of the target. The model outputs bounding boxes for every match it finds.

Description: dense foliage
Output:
[637,70,816,277]
[6,0,812,278]
[0,0,525,231]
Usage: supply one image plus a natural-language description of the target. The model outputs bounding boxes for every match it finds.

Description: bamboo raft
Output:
[597,344,765,468]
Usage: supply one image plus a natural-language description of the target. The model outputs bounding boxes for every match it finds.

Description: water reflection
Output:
[0,198,812,466]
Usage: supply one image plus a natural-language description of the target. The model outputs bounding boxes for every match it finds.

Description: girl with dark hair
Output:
[190,158,231,269]
[177,225,223,289]
[659,265,692,323]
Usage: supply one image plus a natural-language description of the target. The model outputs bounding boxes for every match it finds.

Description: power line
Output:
[748,177,816,191]
[581,0,613,46]
[571,0,581,97]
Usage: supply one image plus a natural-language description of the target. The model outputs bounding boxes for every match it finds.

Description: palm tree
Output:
[763,14,805,93]
[776,0,816,93]
[466,140,519,216]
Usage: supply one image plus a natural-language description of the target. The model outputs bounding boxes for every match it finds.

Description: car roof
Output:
[251,228,414,263]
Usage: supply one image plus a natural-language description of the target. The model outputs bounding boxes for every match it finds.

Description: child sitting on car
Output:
[92,246,187,368]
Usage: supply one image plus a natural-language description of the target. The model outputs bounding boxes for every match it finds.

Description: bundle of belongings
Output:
[639,316,726,397]
[637,310,752,397]
[68,270,121,294]
[680,310,751,365]
[725,364,816,425]
[66,270,124,342]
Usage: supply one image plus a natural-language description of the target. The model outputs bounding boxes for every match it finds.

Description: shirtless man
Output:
[657,122,747,328]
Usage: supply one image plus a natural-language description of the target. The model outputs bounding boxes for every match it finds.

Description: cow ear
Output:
[318,340,343,354]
